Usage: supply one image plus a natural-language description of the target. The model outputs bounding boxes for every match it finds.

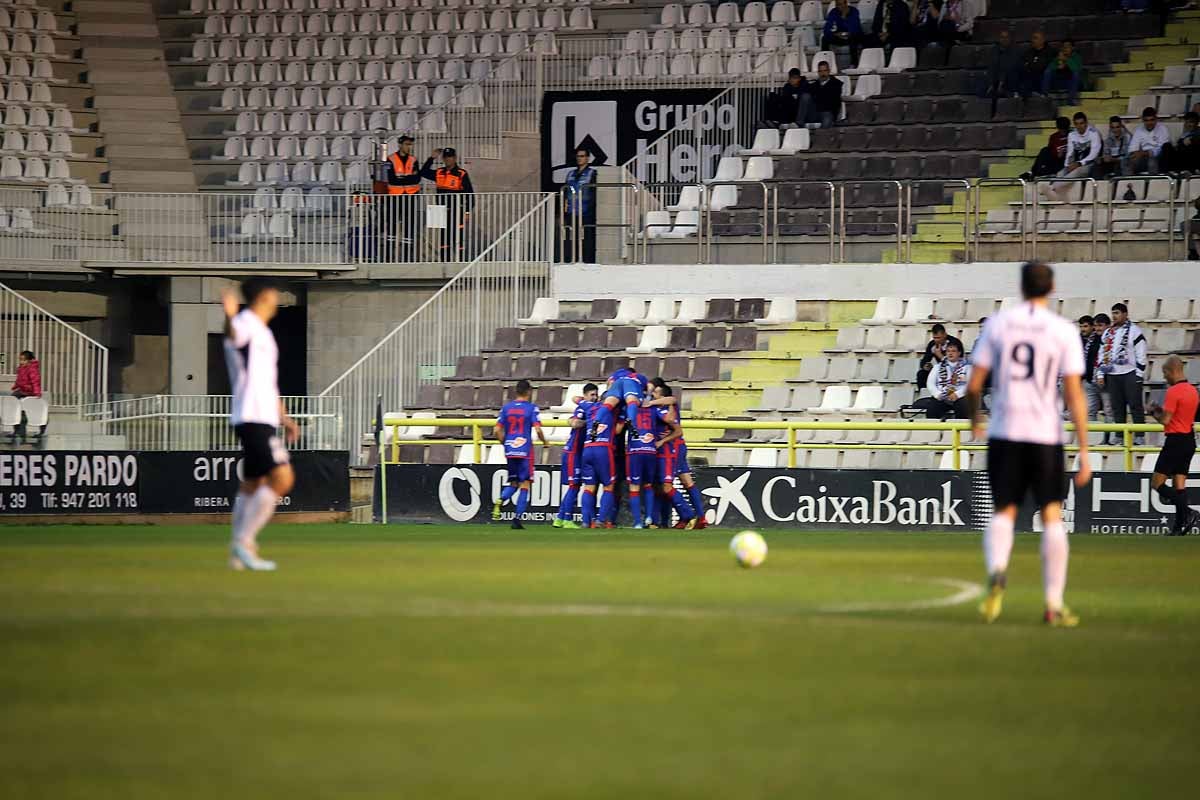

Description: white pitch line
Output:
[818,577,984,614]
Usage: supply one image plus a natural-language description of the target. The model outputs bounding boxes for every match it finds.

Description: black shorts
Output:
[987,439,1067,510]
[235,423,290,479]
[1154,433,1197,477]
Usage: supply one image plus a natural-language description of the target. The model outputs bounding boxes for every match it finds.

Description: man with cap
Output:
[420,147,475,261]
[381,135,422,260]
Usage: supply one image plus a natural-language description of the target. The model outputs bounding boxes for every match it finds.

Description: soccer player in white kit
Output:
[222,278,299,571]
[965,262,1093,627]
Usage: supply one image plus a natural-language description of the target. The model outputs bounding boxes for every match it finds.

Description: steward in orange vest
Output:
[419,147,475,259]
[383,136,421,195]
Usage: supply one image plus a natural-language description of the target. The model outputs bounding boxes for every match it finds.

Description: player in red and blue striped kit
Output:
[553,382,598,529]
[626,397,663,530]
[650,381,702,529]
[580,399,623,528]
[492,380,548,529]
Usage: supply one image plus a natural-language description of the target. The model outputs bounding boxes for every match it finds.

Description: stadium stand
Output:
[382,293,1198,471]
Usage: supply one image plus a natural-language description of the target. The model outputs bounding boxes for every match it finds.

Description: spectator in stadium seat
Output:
[865,0,913,51]
[916,323,964,389]
[822,0,864,67]
[924,340,971,419]
[981,29,1022,99]
[1127,107,1172,175]
[933,0,975,64]
[796,61,843,129]
[1092,116,1131,180]
[1174,111,1200,174]
[1021,117,1071,180]
[1016,31,1056,98]
[909,0,942,49]
[1041,112,1101,201]
[1041,39,1082,106]
[10,349,42,443]
[766,68,808,128]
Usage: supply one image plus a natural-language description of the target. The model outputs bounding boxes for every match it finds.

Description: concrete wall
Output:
[306,284,438,394]
[552,262,1200,300]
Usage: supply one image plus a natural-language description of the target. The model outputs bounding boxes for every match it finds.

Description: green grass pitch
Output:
[1,523,1197,799]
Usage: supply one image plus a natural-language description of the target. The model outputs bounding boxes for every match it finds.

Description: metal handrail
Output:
[1030,176,1098,262]
[904,180,970,263]
[1102,174,1175,262]
[970,178,1028,262]
[377,416,1184,472]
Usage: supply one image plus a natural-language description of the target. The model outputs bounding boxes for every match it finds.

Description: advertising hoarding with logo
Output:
[540,88,730,192]
[376,464,997,530]
[0,451,350,515]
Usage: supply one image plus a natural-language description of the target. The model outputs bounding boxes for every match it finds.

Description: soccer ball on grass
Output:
[729,531,768,568]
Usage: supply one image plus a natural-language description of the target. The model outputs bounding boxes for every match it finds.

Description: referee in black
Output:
[1147,354,1200,535]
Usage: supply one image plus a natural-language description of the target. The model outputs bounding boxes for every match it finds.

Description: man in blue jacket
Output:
[562,148,597,262]
[823,0,864,67]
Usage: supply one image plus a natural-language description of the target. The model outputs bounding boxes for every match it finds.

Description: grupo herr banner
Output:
[0,451,349,515]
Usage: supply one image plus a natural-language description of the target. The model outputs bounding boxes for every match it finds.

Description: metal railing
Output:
[0,282,108,411]
[82,394,344,452]
[0,187,549,268]
[321,192,556,464]
[377,417,1184,473]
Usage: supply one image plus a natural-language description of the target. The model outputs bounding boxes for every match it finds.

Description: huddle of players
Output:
[493,368,707,530]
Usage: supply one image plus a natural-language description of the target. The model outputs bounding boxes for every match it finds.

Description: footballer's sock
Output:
[581,489,596,527]
[500,485,517,506]
[1157,483,1178,503]
[629,491,643,525]
[515,489,529,518]
[983,513,1015,577]
[666,487,693,520]
[687,485,703,518]
[1175,487,1189,531]
[599,490,615,523]
[559,485,579,520]
[641,487,655,524]
[1041,520,1069,612]
[231,491,251,546]
[657,490,672,527]
[242,484,279,549]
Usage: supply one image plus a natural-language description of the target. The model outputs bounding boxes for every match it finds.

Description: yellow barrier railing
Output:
[379,417,1192,472]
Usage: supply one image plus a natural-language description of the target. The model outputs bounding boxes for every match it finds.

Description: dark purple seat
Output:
[482,355,511,378]
[522,327,550,350]
[861,156,894,180]
[843,101,874,126]
[447,355,483,381]
[483,327,520,352]
[660,326,698,351]
[601,356,630,376]
[574,355,602,379]
[924,127,957,152]
[474,386,504,410]
[735,298,765,321]
[696,327,727,351]
[551,327,580,349]
[803,159,836,181]
[633,356,661,379]
[542,355,572,379]
[397,444,425,463]
[838,127,870,152]
[438,384,475,410]
[512,355,542,379]
[413,383,443,408]
[661,356,691,381]
[537,384,565,406]
[725,327,758,351]
[579,327,609,350]
[607,327,638,350]
[903,97,933,124]
[873,98,905,124]
[958,125,990,151]
[426,445,455,463]
[580,299,618,322]
[950,153,982,179]
[932,98,965,123]
[697,298,736,323]
[898,126,927,151]
[893,156,921,181]
[689,356,720,381]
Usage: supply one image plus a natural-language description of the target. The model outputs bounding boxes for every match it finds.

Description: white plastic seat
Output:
[666,185,702,211]
[658,3,684,28]
[808,385,852,414]
[742,1,768,25]
[317,160,344,184]
[708,185,738,211]
[747,448,782,468]
[756,297,798,325]
[238,210,266,237]
[667,297,708,325]
[604,298,648,325]
[517,298,559,326]
[845,385,884,415]
[862,298,903,325]
[882,47,917,73]
[644,210,673,238]
[669,53,695,78]
[846,48,885,76]
[653,28,676,51]
[233,161,261,185]
[742,156,774,181]
[663,209,699,238]
[698,52,724,77]
[706,27,732,50]
[22,157,46,181]
[628,325,670,353]
[769,128,810,155]
[707,156,743,183]
[896,297,935,324]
